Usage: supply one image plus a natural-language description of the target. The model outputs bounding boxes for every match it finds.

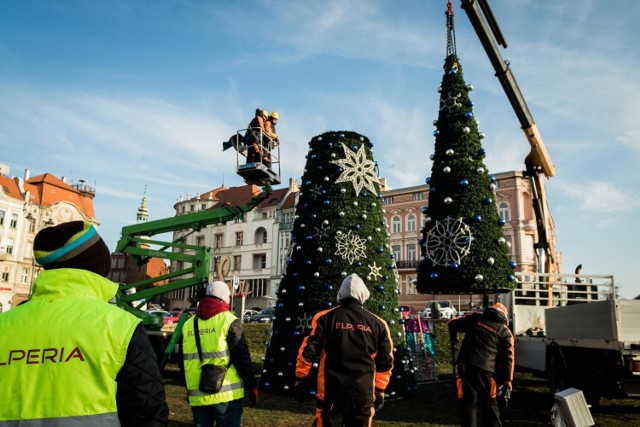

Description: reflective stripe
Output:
[183,349,230,360]
[0,412,120,427]
[187,381,244,396]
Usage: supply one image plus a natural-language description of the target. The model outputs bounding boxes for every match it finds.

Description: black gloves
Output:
[293,379,308,403]
[374,388,385,411]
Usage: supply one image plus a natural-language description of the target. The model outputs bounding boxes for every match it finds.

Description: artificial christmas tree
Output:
[260,131,416,398]
[416,1,516,295]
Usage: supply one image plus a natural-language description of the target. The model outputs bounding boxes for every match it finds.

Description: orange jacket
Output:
[296,300,394,405]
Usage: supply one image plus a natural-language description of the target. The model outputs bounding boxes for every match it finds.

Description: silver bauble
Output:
[475,274,484,283]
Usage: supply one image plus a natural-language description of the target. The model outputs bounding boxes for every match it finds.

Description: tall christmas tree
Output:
[416,1,515,295]
[260,131,416,398]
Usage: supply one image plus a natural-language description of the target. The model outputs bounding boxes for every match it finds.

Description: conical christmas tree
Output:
[260,131,416,398]
[416,2,515,295]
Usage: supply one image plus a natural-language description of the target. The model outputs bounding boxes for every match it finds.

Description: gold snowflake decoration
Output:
[331,143,380,195]
[335,230,367,264]
[367,262,383,280]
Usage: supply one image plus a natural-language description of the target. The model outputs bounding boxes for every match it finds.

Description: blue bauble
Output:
[421,206,428,213]
[498,218,506,226]
[473,215,482,223]
[326,258,333,264]
[376,285,384,292]
[323,200,330,206]
[460,178,469,187]
[433,129,440,136]
[450,262,459,269]
[483,197,493,205]
[507,274,516,281]
[465,111,474,118]
[429,187,436,193]
[510,260,517,268]
[425,177,431,185]
[430,272,438,279]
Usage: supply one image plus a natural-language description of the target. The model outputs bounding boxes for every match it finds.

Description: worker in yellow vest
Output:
[182,281,258,427]
[0,221,168,426]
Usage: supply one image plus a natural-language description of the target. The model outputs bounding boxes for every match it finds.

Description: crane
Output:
[460,0,557,275]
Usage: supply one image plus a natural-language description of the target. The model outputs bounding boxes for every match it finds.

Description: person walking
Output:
[182,281,258,427]
[0,220,168,426]
[448,302,514,427]
[295,273,394,427]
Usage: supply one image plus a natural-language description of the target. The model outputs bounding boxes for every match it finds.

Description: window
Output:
[21,268,29,284]
[392,245,401,261]
[407,214,416,232]
[190,204,195,212]
[10,213,18,228]
[413,192,423,201]
[196,236,205,247]
[1,272,8,282]
[201,204,207,211]
[407,275,417,295]
[407,244,416,261]
[234,213,246,223]
[253,254,267,269]
[248,278,268,297]
[6,239,13,255]
[235,232,244,246]
[255,228,267,244]
[233,255,242,271]
[0,210,4,225]
[214,233,223,249]
[498,202,511,222]
[392,216,401,233]
[28,218,36,233]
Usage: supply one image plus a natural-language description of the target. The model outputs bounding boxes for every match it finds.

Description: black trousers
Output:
[457,364,501,427]
[314,401,374,427]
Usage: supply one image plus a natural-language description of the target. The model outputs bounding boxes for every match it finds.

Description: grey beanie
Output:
[337,273,370,305]
[206,281,231,304]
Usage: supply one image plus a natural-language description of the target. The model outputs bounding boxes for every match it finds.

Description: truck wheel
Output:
[548,352,568,395]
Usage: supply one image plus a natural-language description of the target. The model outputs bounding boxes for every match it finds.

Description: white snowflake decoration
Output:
[424,216,472,266]
[367,262,383,280]
[313,223,331,240]
[335,230,367,264]
[296,313,313,332]
[439,91,462,114]
[309,184,324,199]
[331,143,380,196]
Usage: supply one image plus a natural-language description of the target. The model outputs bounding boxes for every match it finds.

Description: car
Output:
[399,305,412,318]
[164,308,197,325]
[249,308,276,323]
[243,310,260,322]
[423,301,458,319]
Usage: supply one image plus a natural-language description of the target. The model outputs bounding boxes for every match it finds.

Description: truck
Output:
[504,272,640,405]
[459,0,640,404]
[113,127,281,367]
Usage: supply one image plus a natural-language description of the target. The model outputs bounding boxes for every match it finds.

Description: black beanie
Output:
[33,221,111,277]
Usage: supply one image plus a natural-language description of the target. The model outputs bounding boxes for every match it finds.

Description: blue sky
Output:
[2,1,639,298]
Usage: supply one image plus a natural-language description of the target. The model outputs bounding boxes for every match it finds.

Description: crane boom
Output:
[461,0,555,178]
[460,0,556,273]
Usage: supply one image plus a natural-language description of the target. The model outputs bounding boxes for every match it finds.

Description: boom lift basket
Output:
[235,128,281,186]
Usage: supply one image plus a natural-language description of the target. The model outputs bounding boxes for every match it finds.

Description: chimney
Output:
[24,168,30,181]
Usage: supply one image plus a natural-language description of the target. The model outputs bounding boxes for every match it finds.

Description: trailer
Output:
[504,273,640,405]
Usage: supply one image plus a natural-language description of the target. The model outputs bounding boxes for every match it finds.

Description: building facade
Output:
[164,179,299,311]
[383,170,560,313]
[0,164,99,310]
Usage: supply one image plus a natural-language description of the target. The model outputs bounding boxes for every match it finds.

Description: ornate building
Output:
[0,164,99,310]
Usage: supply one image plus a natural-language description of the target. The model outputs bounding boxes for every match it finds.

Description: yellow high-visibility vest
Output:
[0,269,140,426]
[182,311,245,406]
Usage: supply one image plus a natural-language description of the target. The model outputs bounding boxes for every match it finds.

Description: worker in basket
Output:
[243,108,268,164]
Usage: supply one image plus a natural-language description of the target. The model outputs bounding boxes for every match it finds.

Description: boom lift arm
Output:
[460,0,556,273]
[114,185,273,329]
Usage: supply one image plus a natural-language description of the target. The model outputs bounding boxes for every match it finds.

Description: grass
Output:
[164,322,640,426]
